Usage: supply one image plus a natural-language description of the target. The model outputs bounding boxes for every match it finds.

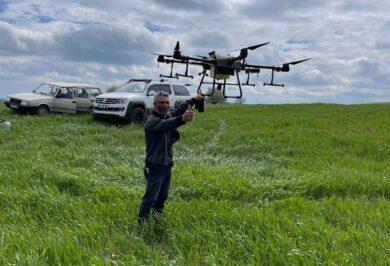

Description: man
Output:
[137,91,204,224]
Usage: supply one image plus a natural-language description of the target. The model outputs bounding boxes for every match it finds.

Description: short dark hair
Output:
[154,91,169,103]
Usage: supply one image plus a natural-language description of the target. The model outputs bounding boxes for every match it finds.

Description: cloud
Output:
[56,24,159,65]
[0,21,159,65]
[0,21,54,54]
[0,0,389,103]
[146,0,226,13]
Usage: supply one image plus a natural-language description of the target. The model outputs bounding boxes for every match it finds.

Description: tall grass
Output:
[0,103,389,264]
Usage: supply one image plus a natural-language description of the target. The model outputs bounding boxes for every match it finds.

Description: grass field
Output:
[0,103,389,265]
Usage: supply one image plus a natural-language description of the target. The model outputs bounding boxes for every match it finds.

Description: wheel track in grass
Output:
[184,118,227,154]
[203,118,227,151]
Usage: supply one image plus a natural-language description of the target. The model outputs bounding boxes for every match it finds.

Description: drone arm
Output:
[245,64,277,71]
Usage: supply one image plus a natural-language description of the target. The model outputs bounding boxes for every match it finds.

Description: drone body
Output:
[154,41,311,98]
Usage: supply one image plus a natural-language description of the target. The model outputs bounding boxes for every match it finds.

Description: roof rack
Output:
[128,79,152,83]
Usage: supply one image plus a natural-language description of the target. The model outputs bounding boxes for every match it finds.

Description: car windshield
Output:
[116,82,146,93]
[87,88,101,96]
[33,83,60,96]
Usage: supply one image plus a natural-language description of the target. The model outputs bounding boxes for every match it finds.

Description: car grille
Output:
[93,106,125,111]
[10,98,21,106]
[95,98,121,104]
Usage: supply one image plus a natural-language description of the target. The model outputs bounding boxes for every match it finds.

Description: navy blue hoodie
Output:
[144,98,196,168]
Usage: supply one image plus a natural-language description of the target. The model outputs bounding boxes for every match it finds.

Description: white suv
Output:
[92,79,193,124]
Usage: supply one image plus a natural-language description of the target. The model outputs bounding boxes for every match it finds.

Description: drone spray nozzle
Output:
[198,72,209,77]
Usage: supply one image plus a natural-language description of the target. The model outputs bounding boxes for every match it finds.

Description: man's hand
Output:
[182,105,194,122]
[194,93,204,101]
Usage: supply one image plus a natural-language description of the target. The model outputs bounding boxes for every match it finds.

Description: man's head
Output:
[154,91,170,115]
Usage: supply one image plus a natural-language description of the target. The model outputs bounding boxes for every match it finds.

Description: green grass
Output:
[0,103,389,265]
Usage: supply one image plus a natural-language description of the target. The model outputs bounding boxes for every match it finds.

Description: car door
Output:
[145,84,160,114]
[54,88,76,114]
[75,88,91,112]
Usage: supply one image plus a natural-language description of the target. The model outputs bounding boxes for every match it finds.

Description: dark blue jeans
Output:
[137,165,172,223]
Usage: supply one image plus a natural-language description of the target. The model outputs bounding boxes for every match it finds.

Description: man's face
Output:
[154,95,170,115]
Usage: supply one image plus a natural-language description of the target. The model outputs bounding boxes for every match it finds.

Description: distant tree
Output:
[205,87,227,104]
[105,85,118,93]
[234,97,247,104]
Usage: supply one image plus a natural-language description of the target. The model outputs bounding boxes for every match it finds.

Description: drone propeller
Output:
[285,58,312,65]
[279,58,311,72]
[232,42,270,52]
[174,41,180,51]
[208,51,216,59]
[173,41,182,59]
[244,42,270,51]
[195,55,208,59]
[230,42,270,65]
[151,52,173,58]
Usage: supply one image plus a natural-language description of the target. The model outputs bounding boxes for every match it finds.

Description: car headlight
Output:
[20,100,29,106]
[119,98,127,104]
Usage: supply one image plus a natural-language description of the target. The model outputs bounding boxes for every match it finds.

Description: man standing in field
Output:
[137,91,204,225]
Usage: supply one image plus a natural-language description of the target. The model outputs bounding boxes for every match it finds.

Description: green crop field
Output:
[0,103,389,265]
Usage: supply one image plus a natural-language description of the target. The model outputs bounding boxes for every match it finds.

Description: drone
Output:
[154,41,311,99]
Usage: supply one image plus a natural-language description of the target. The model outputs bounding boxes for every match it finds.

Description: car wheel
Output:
[88,107,93,115]
[131,107,146,125]
[36,105,49,115]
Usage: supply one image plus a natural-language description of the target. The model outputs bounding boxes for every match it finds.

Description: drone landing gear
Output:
[242,72,256,87]
[197,69,243,99]
[175,61,194,79]
[263,69,284,87]
[159,62,178,79]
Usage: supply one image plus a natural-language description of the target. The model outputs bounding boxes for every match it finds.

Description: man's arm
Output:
[171,94,204,117]
[170,99,195,118]
[145,116,185,132]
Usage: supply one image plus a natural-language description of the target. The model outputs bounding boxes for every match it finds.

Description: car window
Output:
[75,88,89,98]
[87,88,101,96]
[160,84,172,95]
[172,85,190,96]
[56,88,74,99]
[147,84,172,95]
[34,83,60,96]
[147,85,160,94]
[116,83,145,93]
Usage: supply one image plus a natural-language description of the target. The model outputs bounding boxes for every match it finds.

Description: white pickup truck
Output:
[92,79,193,124]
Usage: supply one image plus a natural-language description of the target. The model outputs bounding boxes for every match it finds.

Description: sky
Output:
[0,0,389,104]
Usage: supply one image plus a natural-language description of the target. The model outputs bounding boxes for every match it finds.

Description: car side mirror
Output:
[147,90,156,96]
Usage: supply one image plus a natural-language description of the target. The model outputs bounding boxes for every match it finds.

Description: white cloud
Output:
[0,0,389,103]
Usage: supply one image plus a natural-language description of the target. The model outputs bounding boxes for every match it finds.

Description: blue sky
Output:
[0,0,389,104]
